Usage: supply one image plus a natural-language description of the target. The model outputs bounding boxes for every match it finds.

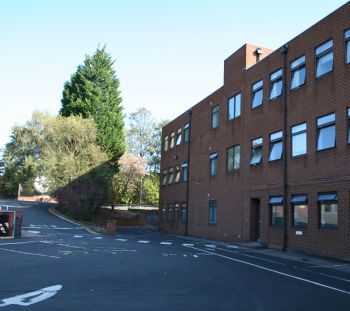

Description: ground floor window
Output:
[269,196,283,226]
[167,204,173,222]
[181,203,187,224]
[291,195,308,227]
[209,200,217,224]
[161,204,166,222]
[174,203,180,222]
[318,193,338,228]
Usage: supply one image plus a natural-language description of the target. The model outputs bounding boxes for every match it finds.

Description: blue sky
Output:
[0,0,348,148]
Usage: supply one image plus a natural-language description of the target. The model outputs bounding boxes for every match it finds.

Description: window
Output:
[210,152,218,176]
[164,136,169,152]
[250,137,263,165]
[347,108,350,144]
[176,128,182,145]
[291,123,307,156]
[252,80,263,109]
[212,106,219,128]
[167,204,173,222]
[170,132,175,149]
[269,68,283,100]
[290,55,306,90]
[162,170,167,186]
[227,145,240,171]
[228,93,241,120]
[345,29,350,64]
[182,163,189,182]
[161,204,167,221]
[209,200,217,224]
[315,40,333,78]
[168,168,174,185]
[269,197,283,226]
[291,195,308,227]
[174,203,180,222]
[318,193,338,228]
[181,203,187,224]
[184,123,190,143]
[174,165,181,183]
[269,131,283,161]
[317,113,335,151]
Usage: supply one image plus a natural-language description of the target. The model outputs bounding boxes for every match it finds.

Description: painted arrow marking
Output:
[0,285,62,307]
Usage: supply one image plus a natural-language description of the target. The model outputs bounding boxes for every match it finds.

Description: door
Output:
[250,199,260,241]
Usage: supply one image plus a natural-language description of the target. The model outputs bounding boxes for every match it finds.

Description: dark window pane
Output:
[320,203,338,228]
[250,146,262,165]
[227,147,234,171]
[211,158,218,176]
[294,204,308,227]
[234,146,240,169]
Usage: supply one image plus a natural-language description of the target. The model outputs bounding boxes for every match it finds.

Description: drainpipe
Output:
[185,108,193,236]
[280,44,288,251]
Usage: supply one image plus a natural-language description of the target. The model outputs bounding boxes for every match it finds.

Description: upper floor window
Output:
[269,131,283,161]
[170,132,175,149]
[291,123,307,157]
[315,39,333,78]
[164,136,169,152]
[168,167,174,184]
[228,93,241,120]
[269,196,284,227]
[176,128,182,145]
[209,200,217,224]
[212,106,219,129]
[250,137,263,165]
[227,145,240,171]
[252,80,263,109]
[317,113,335,151]
[291,195,308,227]
[345,29,350,64]
[347,107,350,144]
[182,163,189,182]
[184,123,190,143]
[174,165,181,183]
[162,170,167,186]
[317,193,338,228]
[269,68,283,100]
[291,55,306,89]
[174,203,180,222]
[210,152,218,176]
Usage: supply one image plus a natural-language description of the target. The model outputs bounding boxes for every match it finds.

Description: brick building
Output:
[159,2,350,260]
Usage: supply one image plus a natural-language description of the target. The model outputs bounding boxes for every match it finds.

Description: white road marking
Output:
[205,244,216,248]
[92,237,103,240]
[216,247,286,266]
[23,226,82,230]
[27,230,40,234]
[0,247,61,259]
[226,245,240,249]
[138,240,150,244]
[0,285,62,307]
[182,243,194,247]
[0,241,40,246]
[184,245,350,296]
[160,242,172,245]
[116,238,128,242]
[193,255,198,258]
[74,235,83,238]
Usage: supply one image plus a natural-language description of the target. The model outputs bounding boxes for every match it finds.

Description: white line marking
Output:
[23,227,82,230]
[138,240,150,244]
[92,237,103,240]
[193,255,198,258]
[116,238,128,242]
[317,272,350,283]
[205,244,216,248]
[0,285,62,307]
[0,247,61,259]
[74,235,83,238]
[27,230,40,234]
[184,246,350,295]
[216,247,286,266]
[0,241,40,246]
[226,245,240,249]
[160,242,172,245]
[182,243,194,247]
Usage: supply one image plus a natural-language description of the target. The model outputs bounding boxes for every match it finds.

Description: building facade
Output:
[159,2,350,260]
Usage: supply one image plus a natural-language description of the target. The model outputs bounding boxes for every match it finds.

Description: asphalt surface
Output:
[0,199,350,310]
